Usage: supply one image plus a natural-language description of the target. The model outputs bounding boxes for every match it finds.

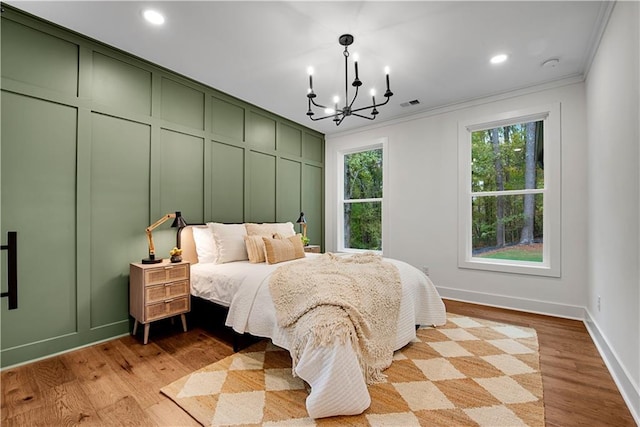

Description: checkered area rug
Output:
[161,314,544,426]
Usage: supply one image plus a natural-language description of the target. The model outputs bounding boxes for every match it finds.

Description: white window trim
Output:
[337,138,388,254]
[457,104,561,277]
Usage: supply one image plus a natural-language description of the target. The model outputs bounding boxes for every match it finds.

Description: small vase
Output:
[170,255,182,263]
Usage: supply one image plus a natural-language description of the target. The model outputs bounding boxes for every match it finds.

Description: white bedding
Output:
[190,252,446,418]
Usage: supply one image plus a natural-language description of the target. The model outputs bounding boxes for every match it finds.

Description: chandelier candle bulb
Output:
[354,53,359,80]
[385,67,390,91]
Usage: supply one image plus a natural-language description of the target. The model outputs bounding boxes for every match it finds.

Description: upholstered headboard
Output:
[177,224,206,265]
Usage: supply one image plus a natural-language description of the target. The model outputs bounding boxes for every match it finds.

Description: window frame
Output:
[458,104,561,277]
[337,138,388,254]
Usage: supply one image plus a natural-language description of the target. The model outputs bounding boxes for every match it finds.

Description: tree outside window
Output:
[343,148,383,251]
[471,121,544,262]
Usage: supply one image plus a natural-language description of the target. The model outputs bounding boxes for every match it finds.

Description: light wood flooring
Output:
[1,300,636,426]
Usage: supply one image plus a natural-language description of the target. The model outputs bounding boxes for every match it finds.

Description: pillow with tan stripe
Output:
[262,234,305,264]
[244,235,267,263]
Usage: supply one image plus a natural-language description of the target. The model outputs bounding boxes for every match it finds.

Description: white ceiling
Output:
[6,1,609,136]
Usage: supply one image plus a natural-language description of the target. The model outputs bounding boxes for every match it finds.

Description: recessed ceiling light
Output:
[143,9,165,25]
[490,54,508,64]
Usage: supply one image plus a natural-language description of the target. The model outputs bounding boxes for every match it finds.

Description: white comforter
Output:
[190,253,446,418]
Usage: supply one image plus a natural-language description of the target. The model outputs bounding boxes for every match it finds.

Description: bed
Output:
[179,223,447,419]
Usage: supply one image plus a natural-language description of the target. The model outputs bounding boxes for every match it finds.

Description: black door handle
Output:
[1,231,18,310]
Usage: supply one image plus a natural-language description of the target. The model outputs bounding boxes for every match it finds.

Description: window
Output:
[338,140,387,252]
[458,105,560,277]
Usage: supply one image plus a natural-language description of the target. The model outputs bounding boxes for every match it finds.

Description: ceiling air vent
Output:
[400,99,420,107]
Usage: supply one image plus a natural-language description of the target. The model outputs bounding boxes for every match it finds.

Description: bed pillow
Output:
[262,234,305,264]
[191,225,216,264]
[210,223,248,264]
[243,235,267,263]
[245,222,296,238]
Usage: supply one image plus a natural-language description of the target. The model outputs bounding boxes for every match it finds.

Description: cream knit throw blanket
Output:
[269,252,402,384]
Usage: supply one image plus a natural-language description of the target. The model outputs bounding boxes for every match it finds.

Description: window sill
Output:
[459,257,560,277]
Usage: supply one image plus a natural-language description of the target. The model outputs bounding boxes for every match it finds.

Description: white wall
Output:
[585,0,639,421]
[326,81,589,319]
[326,3,640,419]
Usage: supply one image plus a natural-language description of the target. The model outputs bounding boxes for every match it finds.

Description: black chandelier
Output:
[306,34,393,126]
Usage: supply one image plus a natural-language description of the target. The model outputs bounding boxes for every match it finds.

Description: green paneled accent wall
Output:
[211,141,245,222]
[90,114,151,328]
[278,159,302,223]
[303,133,324,163]
[248,152,277,223]
[248,111,277,151]
[92,52,152,115]
[303,164,324,247]
[279,123,303,157]
[0,6,324,367]
[160,130,205,223]
[161,78,205,130]
[0,18,78,95]
[1,93,78,351]
[211,96,245,141]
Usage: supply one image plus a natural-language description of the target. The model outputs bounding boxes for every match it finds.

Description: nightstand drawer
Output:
[145,280,189,304]
[145,296,190,322]
[304,245,321,253]
[144,264,189,286]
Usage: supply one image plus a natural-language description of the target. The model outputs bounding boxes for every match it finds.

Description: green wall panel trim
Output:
[303,164,324,248]
[1,93,78,348]
[1,18,78,96]
[161,77,205,130]
[211,96,245,142]
[277,159,302,223]
[248,111,277,151]
[278,123,303,157]
[211,141,245,223]
[90,114,151,328]
[1,5,324,366]
[303,132,324,163]
[92,52,152,116]
[248,151,277,223]
[156,129,205,255]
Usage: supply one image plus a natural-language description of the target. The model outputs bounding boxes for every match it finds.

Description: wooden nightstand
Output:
[129,260,190,344]
[304,245,321,253]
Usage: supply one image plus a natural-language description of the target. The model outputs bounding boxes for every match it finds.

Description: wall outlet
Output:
[597,295,601,312]
[422,266,429,276]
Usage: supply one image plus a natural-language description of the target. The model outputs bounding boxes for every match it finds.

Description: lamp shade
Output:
[171,211,188,228]
[296,212,306,224]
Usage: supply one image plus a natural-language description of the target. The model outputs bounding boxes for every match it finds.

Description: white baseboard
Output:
[584,310,640,426]
[436,286,585,320]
